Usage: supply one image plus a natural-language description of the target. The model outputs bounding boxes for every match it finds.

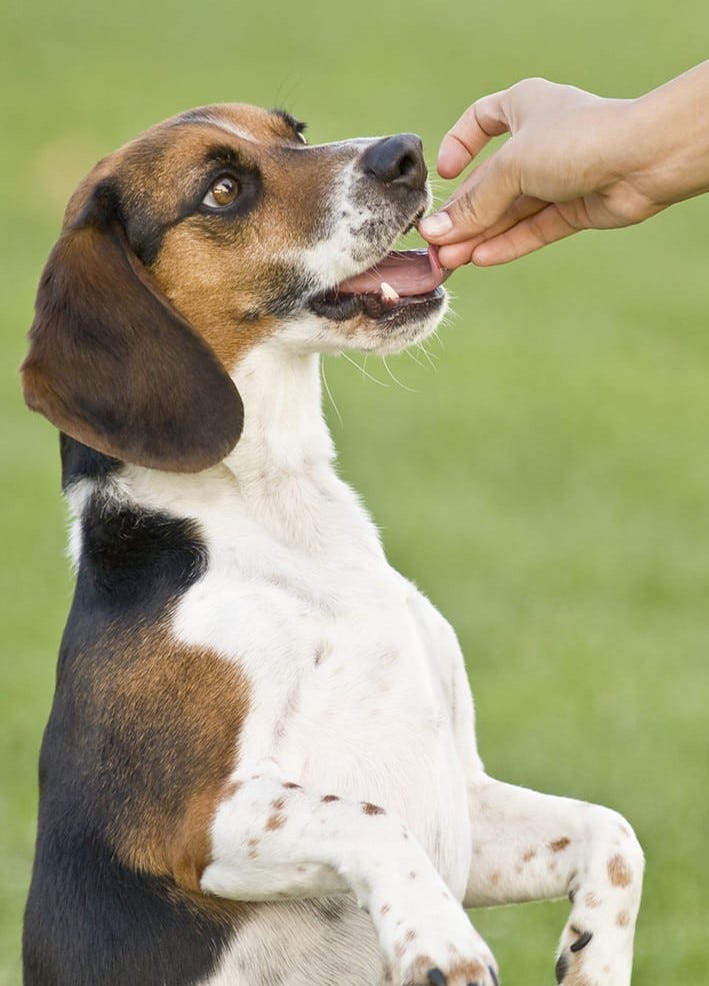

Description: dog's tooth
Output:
[380,281,399,302]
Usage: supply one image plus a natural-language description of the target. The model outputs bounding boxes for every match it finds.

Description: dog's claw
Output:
[427,970,447,986]
[569,930,593,953]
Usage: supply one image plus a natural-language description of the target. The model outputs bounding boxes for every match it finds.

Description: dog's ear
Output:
[21,181,244,473]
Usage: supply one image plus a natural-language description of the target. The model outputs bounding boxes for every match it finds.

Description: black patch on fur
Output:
[22,499,226,985]
[70,495,207,621]
[24,838,235,986]
[60,433,120,489]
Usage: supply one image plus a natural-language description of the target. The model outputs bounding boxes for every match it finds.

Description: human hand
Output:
[419,70,709,267]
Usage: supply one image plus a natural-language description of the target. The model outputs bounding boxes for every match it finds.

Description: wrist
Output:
[617,61,709,209]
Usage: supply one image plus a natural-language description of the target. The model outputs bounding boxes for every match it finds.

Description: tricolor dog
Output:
[21,104,643,986]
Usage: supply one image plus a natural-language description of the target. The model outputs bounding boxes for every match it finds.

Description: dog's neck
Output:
[113,342,383,560]
[224,342,336,486]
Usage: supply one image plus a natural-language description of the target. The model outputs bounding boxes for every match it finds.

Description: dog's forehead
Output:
[65,104,305,226]
[141,103,301,158]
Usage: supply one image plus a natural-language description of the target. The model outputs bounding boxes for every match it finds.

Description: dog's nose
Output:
[361,134,427,190]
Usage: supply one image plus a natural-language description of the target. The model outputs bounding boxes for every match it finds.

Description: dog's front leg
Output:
[464,777,643,986]
[201,763,498,986]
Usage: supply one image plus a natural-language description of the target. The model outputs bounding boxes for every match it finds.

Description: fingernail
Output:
[419,211,453,238]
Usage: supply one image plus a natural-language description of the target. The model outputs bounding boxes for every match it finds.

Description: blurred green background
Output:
[2,0,708,982]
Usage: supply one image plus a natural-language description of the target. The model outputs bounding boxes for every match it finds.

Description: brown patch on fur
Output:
[362,802,385,815]
[150,221,280,371]
[271,797,285,811]
[321,794,340,803]
[616,909,630,928]
[86,625,249,895]
[380,903,390,915]
[522,848,537,863]
[607,854,633,888]
[283,781,301,790]
[266,813,285,831]
[550,837,571,853]
[246,838,260,859]
[407,955,487,983]
[584,892,602,909]
[561,973,592,986]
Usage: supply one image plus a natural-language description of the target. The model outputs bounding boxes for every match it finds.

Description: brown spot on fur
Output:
[584,892,602,909]
[522,849,537,862]
[607,854,633,888]
[88,625,249,896]
[283,781,301,789]
[246,838,259,859]
[321,794,340,803]
[550,837,571,853]
[616,909,630,927]
[380,903,390,915]
[266,813,285,831]
[271,797,285,811]
[362,802,385,815]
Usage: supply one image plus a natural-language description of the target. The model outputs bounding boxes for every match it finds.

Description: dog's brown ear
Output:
[21,181,244,473]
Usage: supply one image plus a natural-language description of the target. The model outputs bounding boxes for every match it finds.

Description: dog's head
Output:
[22,104,449,472]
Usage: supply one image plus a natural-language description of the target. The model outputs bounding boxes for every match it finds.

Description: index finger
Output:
[437,90,513,179]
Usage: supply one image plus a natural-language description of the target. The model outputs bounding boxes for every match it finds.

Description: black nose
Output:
[360,134,427,190]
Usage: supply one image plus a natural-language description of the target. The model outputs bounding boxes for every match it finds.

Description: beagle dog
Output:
[21,104,643,986]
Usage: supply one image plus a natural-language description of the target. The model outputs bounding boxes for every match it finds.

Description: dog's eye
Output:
[202,176,240,209]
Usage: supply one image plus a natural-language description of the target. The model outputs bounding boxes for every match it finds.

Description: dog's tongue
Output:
[335,246,450,297]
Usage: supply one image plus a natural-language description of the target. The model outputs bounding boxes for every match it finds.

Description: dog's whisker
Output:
[381,356,417,393]
[320,357,344,428]
[341,351,389,387]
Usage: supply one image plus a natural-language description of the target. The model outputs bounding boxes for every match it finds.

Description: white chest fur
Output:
[115,342,478,896]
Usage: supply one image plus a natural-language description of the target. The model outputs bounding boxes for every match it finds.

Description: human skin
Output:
[419,62,709,267]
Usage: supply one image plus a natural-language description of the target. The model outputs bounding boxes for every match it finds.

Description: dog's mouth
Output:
[308,246,451,323]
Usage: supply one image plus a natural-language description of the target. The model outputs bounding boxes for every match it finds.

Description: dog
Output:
[21,103,643,986]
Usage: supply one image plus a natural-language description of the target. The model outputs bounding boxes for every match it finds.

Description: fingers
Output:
[437,90,512,179]
[470,203,580,266]
[437,201,583,269]
[436,195,548,268]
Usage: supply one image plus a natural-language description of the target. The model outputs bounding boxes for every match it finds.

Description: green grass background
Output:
[2,0,708,982]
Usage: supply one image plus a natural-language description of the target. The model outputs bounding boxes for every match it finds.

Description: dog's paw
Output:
[381,899,498,986]
[400,951,499,986]
[555,918,633,986]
